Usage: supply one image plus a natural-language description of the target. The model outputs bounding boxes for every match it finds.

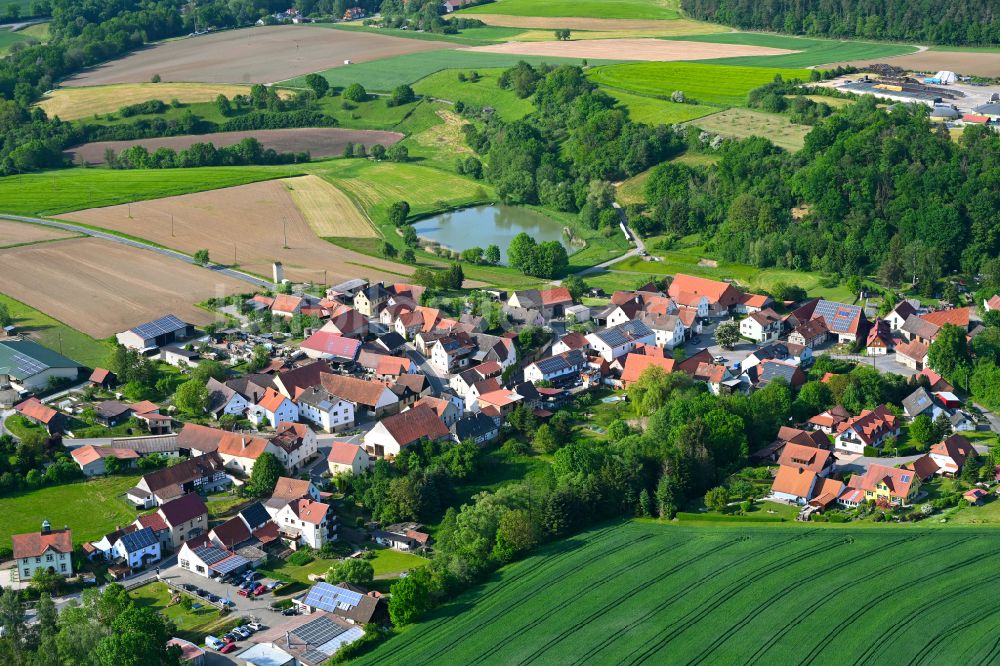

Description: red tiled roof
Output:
[837,405,897,446]
[291,499,329,525]
[210,516,251,548]
[271,294,303,314]
[920,307,971,329]
[257,388,289,413]
[668,274,742,307]
[375,356,412,377]
[272,476,314,501]
[301,331,361,358]
[218,432,272,460]
[771,465,816,499]
[962,114,989,123]
[540,287,572,306]
[896,339,929,361]
[902,454,940,480]
[620,354,675,385]
[930,434,976,470]
[71,445,139,466]
[741,293,770,308]
[89,367,112,383]
[15,397,59,424]
[321,374,393,408]
[135,511,169,532]
[328,441,365,465]
[379,406,449,446]
[855,463,917,499]
[777,443,831,474]
[12,528,73,558]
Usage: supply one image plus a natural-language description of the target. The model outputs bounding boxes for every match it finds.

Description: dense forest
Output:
[681,0,1000,46]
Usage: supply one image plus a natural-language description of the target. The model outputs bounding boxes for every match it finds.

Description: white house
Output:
[111,527,161,569]
[585,320,656,361]
[412,396,462,427]
[327,441,371,476]
[274,499,334,549]
[362,406,450,459]
[296,386,355,433]
[206,378,249,418]
[739,309,782,343]
[248,388,299,428]
[523,349,587,384]
[638,312,686,349]
[11,522,73,582]
[269,422,319,473]
[217,434,281,474]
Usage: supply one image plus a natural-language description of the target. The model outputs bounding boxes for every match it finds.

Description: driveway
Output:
[824,352,916,377]
[160,563,290,631]
[406,346,448,395]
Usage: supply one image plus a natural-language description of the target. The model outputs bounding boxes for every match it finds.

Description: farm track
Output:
[743,534,979,665]
[684,534,921,666]
[386,523,624,664]
[409,530,650,665]
[624,531,840,664]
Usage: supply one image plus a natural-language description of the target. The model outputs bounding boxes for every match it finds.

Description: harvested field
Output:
[689,108,811,152]
[0,238,247,337]
[37,83,270,121]
[62,26,450,86]
[60,180,412,285]
[409,110,475,159]
[462,37,793,60]
[0,219,80,247]
[825,50,1000,77]
[282,175,376,238]
[65,128,403,164]
[451,14,721,32]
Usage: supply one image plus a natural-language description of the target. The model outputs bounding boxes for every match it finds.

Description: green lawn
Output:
[355,521,1000,665]
[602,88,717,125]
[413,68,535,121]
[664,32,918,68]
[690,107,812,152]
[282,50,624,92]
[0,27,37,55]
[369,545,429,577]
[130,582,245,644]
[3,414,45,440]
[0,292,111,367]
[458,0,679,20]
[587,62,815,107]
[0,166,294,216]
[0,475,140,549]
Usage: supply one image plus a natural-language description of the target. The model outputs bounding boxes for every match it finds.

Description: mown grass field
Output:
[690,107,812,152]
[37,83,267,121]
[603,88,717,125]
[283,50,622,92]
[0,292,111,367]
[666,32,918,68]
[0,27,39,55]
[459,0,679,20]
[357,522,1000,665]
[587,62,814,107]
[325,23,527,46]
[0,475,139,549]
[0,166,292,216]
[413,68,535,121]
[130,582,244,644]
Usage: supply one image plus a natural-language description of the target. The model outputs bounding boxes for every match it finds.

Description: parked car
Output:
[195,588,207,597]
[181,583,196,591]
[237,588,252,598]
[220,643,237,654]
[205,636,224,650]
[281,608,297,616]
[207,594,220,603]
[240,580,254,590]
[233,627,251,639]
[247,622,264,631]
[245,571,262,582]
[222,633,237,644]
[253,584,267,596]
[239,624,255,635]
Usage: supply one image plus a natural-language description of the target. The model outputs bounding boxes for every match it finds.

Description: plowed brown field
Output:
[60,180,413,285]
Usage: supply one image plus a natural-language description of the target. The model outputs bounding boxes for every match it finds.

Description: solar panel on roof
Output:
[239,502,270,530]
[302,648,333,664]
[302,582,362,612]
[118,527,157,553]
[131,314,187,339]
[193,545,229,566]
[900,474,910,483]
[292,615,349,647]
[211,553,250,574]
[11,352,48,376]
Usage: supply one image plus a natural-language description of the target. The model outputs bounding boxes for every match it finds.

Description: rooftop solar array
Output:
[130,314,187,339]
[192,545,229,566]
[211,553,250,575]
[813,300,861,333]
[302,582,362,612]
[239,502,270,530]
[10,351,49,376]
[293,615,349,648]
[118,527,157,553]
[316,627,364,658]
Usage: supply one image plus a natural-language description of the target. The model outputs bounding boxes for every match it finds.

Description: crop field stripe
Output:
[743,534,980,665]
[797,545,1000,666]
[625,532,847,664]
[857,556,1000,665]
[518,536,744,665]
[467,537,681,665]
[386,523,626,663]
[410,531,653,665]
[685,534,920,666]
[586,529,824,663]
[912,594,1000,665]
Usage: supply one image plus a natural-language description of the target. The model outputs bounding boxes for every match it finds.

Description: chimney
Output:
[241,437,248,450]
[41,520,51,533]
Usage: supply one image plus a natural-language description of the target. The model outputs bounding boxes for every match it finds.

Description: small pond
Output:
[411,205,576,264]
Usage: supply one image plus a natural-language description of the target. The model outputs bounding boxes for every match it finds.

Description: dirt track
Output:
[0,237,248,337]
[462,38,795,61]
[823,50,1000,77]
[62,26,450,86]
[66,128,404,164]
[60,180,414,286]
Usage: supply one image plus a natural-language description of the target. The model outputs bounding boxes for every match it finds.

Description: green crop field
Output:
[602,88,717,125]
[0,475,140,549]
[0,166,293,216]
[357,522,1000,665]
[413,68,535,121]
[459,0,679,20]
[283,50,623,92]
[0,293,111,367]
[665,32,918,68]
[587,62,814,107]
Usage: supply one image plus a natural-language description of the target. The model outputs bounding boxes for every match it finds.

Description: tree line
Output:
[104,137,311,169]
[680,0,1000,46]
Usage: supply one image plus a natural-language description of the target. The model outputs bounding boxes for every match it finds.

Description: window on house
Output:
[35,557,40,563]
[23,569,29,577]
[46,554,52,562]
[60,564,66,572]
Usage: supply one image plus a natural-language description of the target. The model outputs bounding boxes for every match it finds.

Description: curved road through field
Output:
[0,213,271,288]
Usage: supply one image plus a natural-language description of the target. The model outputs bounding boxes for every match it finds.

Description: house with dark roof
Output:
[205,377,248,419]
[0,339,82,392]
[586,320,656,361]
[294,582,387,626]
[128,451,228,508]
[834,406,899,454]
[524,349,587,385]
[451,412,499,445]
[450,362,502,397]
[297,386,355,433]
[362,405,450,458]
[157,493,209,550]
[788,318,829,348]
[886,300,918,330]
[115,314,195,352]
[208,516,252,550]
[112,526,161,569]
[751,360,806,389]
[808,300,869,344]
[740,308,782,343]
[901,387,942,419]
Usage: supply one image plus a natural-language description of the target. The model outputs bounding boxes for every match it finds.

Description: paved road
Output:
[406,347,448,395]
[568,202,644,279]
[0,214,270,289]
